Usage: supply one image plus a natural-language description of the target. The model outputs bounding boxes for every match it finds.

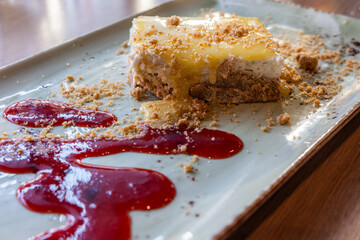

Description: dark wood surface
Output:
[0,0,359,239]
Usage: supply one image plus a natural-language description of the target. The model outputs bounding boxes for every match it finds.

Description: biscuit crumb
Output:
[314,99,321,107]
[277,113,291,125]
[166,16,181,26]
[191,155,199,163]
[295,53,318,72]
[180,144,187,152]
[117,48,125,55]
[149,39,158,45]
[210,120,217,127]
[130,86,147,100]
[184,163,193,173]
[281,65,302,83]
[66,75,74,81]
[266,118,275,126]
[121,40,129,48]
[261,126,270,132]
[337,75,344,82]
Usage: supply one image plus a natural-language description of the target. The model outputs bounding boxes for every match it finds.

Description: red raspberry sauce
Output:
[3,99,117,128]
[0,100,243,240]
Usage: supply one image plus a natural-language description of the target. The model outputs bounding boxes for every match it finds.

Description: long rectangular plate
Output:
[0,0,359,239]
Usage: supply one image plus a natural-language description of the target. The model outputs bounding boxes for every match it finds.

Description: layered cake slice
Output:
[128,15,283,103]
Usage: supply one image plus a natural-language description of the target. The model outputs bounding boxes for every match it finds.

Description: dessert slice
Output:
[128,15,282,103]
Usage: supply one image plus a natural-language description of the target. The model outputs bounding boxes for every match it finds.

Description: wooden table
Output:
[0,0,359,239]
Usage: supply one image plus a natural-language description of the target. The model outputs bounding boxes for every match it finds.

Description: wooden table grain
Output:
[0,0,359,240]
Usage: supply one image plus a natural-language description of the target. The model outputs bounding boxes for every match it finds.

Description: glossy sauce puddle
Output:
[0,99,243,240]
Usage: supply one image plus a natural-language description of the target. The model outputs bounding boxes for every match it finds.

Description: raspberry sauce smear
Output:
[0,138,176,240]
[0,99,243,240]
[3,99,117,128]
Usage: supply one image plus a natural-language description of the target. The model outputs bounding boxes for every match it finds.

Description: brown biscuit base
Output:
[129,71,174,100]
[129,57,281,103]
[189,75,280,103]
[130,74,280,103]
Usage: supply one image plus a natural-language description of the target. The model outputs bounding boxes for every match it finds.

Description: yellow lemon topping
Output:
[131,15,279,98]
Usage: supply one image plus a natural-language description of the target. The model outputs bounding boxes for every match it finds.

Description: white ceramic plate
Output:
[0,0,359,239]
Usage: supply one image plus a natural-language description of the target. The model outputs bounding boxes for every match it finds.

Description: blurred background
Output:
[0,0,360,68]
[0,0,170,67]
[0,0,359,67]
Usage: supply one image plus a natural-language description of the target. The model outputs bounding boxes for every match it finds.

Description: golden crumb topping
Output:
[166,16,181,26]
[131,16,278,61]
[130,15,279,97]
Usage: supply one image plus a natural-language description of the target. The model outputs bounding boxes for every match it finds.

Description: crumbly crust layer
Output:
[189,76,280,103]
[130,70,280,103]
[129,56,281,103]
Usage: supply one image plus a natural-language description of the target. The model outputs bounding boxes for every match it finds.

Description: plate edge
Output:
[213,101,360,240]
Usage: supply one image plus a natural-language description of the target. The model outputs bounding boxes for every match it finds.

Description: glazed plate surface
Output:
[0,0,359,239]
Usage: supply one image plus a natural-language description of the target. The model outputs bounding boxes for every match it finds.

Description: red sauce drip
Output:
[3,99,117,128]
[0,125,243,240]
[0,137,175,240]
[0,100,243,239]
